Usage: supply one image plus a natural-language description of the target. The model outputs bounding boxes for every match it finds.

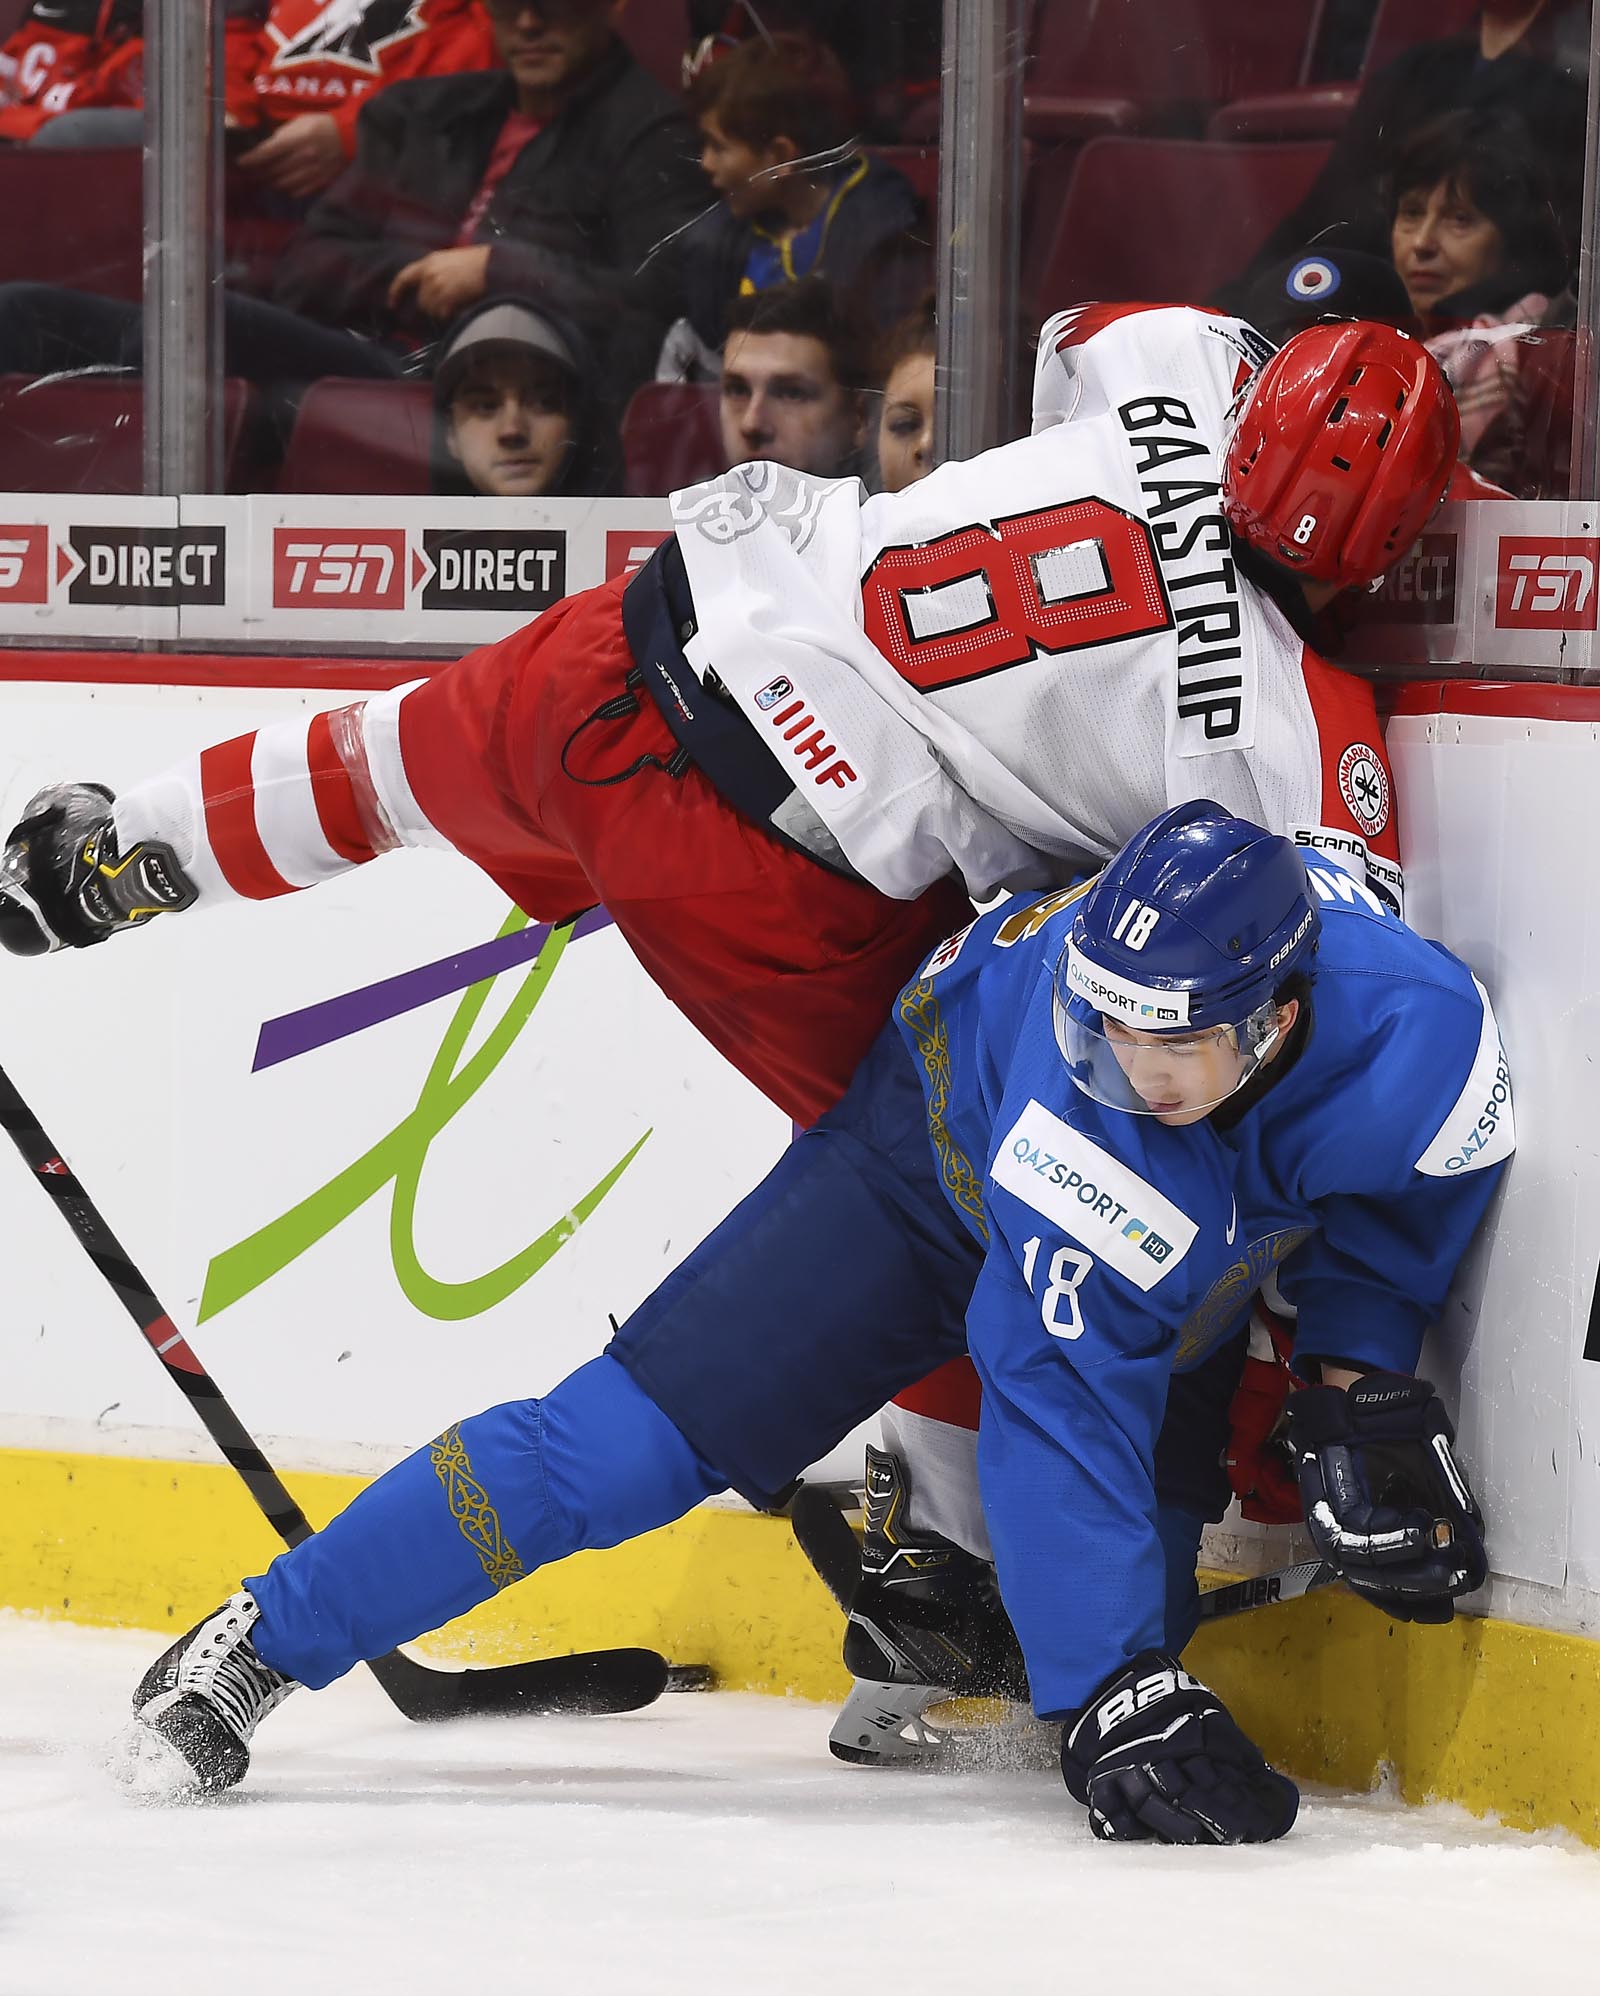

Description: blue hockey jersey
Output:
[892,866,1514,1716]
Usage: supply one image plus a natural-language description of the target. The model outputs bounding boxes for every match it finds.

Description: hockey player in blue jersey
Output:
[120,803,1511,1844]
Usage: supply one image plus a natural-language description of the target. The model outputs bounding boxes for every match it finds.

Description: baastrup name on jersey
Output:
[1117,394,1250,752]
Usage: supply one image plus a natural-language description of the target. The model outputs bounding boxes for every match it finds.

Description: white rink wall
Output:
[0,675,802,1470]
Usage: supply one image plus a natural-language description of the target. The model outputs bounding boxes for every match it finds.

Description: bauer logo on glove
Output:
[1285,1372,1487,1624]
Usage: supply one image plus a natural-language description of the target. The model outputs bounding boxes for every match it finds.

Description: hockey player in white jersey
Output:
[0,309,1459,1728]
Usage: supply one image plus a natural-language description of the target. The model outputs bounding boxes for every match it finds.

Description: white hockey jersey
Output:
[672,302,1403,906]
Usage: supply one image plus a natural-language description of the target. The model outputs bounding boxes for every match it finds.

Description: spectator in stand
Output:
[0,0,703,446]
[0,2,493,175]
[658,30,919,380]
[1247,1,1587,292]
[222,1,496,201]
[0,1,142,147]
[717,276,867,478]
[873,289,934,493]
[432,295,612,495]
[1384,110,1572,498]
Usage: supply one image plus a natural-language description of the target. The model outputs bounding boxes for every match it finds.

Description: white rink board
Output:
[0,678,792,1465]
[1390,703,1600,1609]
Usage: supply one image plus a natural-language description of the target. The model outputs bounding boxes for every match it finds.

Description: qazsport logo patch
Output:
[992,1100,1198,1292]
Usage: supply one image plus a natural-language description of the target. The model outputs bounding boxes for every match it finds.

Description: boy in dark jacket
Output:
[661,30,920,377]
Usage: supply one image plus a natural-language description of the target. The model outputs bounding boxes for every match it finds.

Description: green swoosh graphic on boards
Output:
[197,909,649,1323]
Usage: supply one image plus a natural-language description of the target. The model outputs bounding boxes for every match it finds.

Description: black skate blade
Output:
[664,1663,717,1693]
[367,1645,670,1721]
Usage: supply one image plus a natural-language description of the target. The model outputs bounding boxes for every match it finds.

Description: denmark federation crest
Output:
[1337,742,1390,836]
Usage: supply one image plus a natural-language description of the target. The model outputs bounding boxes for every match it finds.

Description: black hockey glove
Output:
[1286,1372,1487,1624]
[0,782,197,956]
[1061,1651,1299,1845]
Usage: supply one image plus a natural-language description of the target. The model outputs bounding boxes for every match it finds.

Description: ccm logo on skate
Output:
[1495,537,1600,630]
[760,691,857,789]
[1096,1667,1203,1736]
[273,530,405,609]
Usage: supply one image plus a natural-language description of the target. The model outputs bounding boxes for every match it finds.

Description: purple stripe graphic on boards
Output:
[251,907,613,1073]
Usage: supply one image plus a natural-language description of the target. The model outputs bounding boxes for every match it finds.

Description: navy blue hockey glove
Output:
[1061,1651,1299,1845]
[0,783,196,956]
[1286,1372,1487,1624]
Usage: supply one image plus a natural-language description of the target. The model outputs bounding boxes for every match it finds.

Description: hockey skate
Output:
[829,1446,1030,1769]
[113,1590,298,1800]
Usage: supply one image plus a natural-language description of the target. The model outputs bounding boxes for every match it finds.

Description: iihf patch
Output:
[1287,256,1339,302]
[1337,742,1390,835]
[754,676,793,710]
[921,918,976,979]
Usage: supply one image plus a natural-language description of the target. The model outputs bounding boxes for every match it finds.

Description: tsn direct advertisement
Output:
[0,494,1598,670]
[0,494,672,646]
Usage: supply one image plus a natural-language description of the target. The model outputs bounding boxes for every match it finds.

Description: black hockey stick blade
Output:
[1194,1558,1339,1622]
[368,1644,670,1720]
[0,1057,687,1723]
[789,1483,861,1614]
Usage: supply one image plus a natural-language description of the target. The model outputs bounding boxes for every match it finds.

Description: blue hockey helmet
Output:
[1053,801,1321,1116]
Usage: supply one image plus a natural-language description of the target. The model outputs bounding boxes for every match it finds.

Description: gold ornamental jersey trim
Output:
[429,1421,528,1592]
[898,978,988,1243]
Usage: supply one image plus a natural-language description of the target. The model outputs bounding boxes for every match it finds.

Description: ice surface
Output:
[1,1615,1594,1996]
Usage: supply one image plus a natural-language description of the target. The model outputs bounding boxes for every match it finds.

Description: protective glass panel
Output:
[0,0,147,500]
[205,0,943,508]
[1017,0,1591,504]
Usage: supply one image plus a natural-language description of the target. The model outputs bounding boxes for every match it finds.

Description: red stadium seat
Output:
[1034,137,1332,316]
[621,381,724,498]
[619,0,688,94]
[277,378,436,494]
[1206,85,1356,144]
[868,145,940,216]
[1208,0,1479,145]
[0,147,143,300]
[1024,0,1322,140]
[0,374,260,492]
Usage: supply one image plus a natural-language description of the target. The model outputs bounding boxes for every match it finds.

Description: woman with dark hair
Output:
[430,297,614,498]
[1387,108,1569,326]
[1385,108,1573,494]
[874,291,935,494]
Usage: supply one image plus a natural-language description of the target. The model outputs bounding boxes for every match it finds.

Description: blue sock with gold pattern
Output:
[247,1355,724,1688]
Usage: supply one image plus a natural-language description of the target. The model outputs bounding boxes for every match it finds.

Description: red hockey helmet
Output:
[1222,321,1459,590]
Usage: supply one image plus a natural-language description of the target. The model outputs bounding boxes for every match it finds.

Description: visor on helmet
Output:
[1052,939,1288,1117]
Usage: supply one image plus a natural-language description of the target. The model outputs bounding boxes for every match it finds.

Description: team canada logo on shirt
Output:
[1337,742,1390,837]
[272,1,427,75]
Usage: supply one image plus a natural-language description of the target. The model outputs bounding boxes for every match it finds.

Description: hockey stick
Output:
[790,1482,1341,1626]
[1194,1557,1339,1621]
[0,1057,678,1721]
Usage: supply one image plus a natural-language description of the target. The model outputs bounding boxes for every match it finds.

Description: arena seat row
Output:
[0,118,1347,498]
[1210,0,1478,142]
[0,373,261,492]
